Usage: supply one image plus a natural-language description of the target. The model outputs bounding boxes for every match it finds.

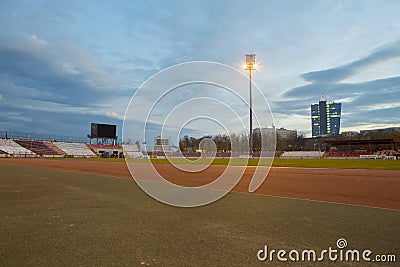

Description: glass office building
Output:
[311,100,341,137]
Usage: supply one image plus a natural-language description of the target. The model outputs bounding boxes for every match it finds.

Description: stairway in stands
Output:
[14,140,63,156]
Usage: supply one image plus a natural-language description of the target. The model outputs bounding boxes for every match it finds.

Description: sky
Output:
[0,0,399,142]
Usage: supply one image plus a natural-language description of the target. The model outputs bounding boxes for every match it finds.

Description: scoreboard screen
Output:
[91,123,117,138]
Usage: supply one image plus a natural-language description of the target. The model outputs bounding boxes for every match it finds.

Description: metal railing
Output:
[0,130,88,143]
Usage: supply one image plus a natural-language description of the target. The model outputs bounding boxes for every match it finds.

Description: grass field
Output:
[0,161,399,266]
[272,158,400,170]
[47,157,400,170]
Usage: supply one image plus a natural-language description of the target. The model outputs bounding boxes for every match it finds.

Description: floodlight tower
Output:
[245,54,256,155]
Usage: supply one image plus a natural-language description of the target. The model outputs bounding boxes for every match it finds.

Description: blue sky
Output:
[0,0,399,141]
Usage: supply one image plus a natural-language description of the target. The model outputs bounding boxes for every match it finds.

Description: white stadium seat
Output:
[53,142,96,158]
[122,144,144,158]
[0,139,36,156]
[281,151,323,159]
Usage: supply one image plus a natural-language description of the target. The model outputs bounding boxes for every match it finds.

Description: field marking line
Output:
[1,161,399,211]
[234,190,400,212]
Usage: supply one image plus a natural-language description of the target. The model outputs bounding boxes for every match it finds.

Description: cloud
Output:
[346,106,400,125]
[1,1,400,139]
[274,41,400,133]
[0,103,124,138]
[300,41,400,83]
[282,76,400,100]
[0,33,132,137]
[0,34,121,107]
[83,110,125,121]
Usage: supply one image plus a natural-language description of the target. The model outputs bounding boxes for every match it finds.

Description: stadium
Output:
[1,1,400,266]
[1,124,399,265]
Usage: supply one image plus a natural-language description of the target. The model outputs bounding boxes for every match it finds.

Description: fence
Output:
[1,130,91,143]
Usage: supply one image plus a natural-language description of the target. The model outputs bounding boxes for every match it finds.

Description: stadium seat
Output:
[281,151,323,159]
[53,142,97,158]
[122,144,144,158]
[0,139,36,157]
[14,140,63,156]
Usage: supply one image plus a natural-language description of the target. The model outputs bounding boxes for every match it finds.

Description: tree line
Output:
[178,130,400,152]
[179,131,276,152]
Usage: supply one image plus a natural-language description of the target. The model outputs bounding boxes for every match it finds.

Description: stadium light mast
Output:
[245,54,256,155]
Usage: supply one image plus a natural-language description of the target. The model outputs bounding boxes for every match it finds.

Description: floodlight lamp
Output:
[245,54,256,70]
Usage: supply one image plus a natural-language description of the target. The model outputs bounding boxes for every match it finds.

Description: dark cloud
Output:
[0,34,134,138]
[345,106,400,125]
[0,35,122,107]
[0,104,123,138]
[271,98,314,115]
[1,1,399,137]
[282,76,400,100]
[281,41,400,102]
[301,41,400,83]
[275,41,400,129]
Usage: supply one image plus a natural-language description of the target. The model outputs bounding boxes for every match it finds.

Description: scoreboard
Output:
[91,123,117,139]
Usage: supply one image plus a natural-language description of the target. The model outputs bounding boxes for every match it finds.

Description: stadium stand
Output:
[0,149,8,157]
[88,144,122,150]
[325,151,371,158]
[0,139,36,157]
[14,140,63,157]
[281,151,323,159]
[89,144,123,158]
[122,144,143,158]
[167,151,185,158]
[216,152,231,158]
[182,152,202,158]
[53,142,96,158]
[43,141,66,155]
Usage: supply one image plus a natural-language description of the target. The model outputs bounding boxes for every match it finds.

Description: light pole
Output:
[245,54,256,155]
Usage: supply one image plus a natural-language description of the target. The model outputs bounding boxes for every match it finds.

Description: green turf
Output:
[0,162,399,266]
[43,156,400,170]
[145,158,400,170]
[272,158,400,170]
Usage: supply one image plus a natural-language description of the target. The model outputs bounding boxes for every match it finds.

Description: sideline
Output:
[1,161,399,211]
